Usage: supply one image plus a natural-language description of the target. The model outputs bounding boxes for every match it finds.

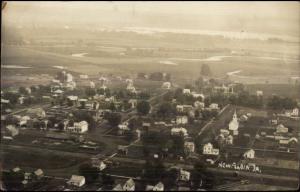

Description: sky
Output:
[2,1,300,37]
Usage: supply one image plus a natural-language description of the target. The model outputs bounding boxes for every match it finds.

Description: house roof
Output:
[34,169,43,176]
[113,184,123,191]
[69,175,85,183]
[124,178,135,188]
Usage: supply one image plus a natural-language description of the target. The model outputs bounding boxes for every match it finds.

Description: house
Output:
[162,82,171,89]
[243,149,255,159]
[67,95,78,101]
[6,125,19,137]
[209,103,219,110]
[90,81,96,89]
[79,74,89,79]
[225,135,233,145]
[18,96,25,104]
[179,169,190,181]
[34,169,44,179]
[127,84,136,93]
[147,182,164,191]
[68,175,85,187]
[113,184,123,191]
[184,141,195,153]
[239,115,248,122]
[203,143,219,155]
[191,92,205,101]
[194,101,205,109]
[276,124,288,133]
[285,108,299,117]
[176,116,188,125]
[171,127,188,137]
[12,167,21,173]
[176,105,193,113]
[118,122,130,135]
[220,129,230,136]
[123,178,135,191]
[118,145,128,155]
[153,182,164,191]
[53,89,64,94]
[91,158,107,171]
[256,90,263,97]
[269,118,278,125]
[67,121,88,133]
[183,89,191,95]
[128,99,138,108]
[1,99,10,104]
[18,116,31,127]
[229,111,239,135]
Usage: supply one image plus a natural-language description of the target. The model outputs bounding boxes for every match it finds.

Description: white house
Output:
[256,90,263,97]
[90,81,96,89]
[176,116,188,125]
[194,101,205,109]
[6,125,19,137]
[123,178,135,191]
[34,169,44,179]
[118,122,130,135]
[225,135,233,145]
[179,169,190,181]
[243,149,255,159]
[128,99,138,108]
[91,158,107,171]
[184,141,195,153]
[113,184,123,191]
[1,98,10,104]
[162,82,171,89]
[68,175,85,187]
[182,89,190,95]
[220,129,230,136]
[276,124,288,133]
[79,74,89,79]
[176,105,193,113]
[191,92,205,101]
[203,143,219,155]
[171,127,188,137]
[209,103,219,110]
[67,121,88,133]
[153,182,164,191]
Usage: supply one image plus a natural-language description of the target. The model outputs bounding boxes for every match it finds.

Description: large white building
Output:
[67,121,88,133]
[229,111,239,135]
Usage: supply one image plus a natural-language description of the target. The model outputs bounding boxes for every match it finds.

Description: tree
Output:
[19,86,27,95]
[157,102,175,118]
[191,160,206,190]
[137,100,151,115]
[85,87,96,97]
[200,64,212,77]
[142,158,166,184]
[105,112,122,127]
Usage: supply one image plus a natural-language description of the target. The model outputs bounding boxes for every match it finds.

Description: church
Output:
[229,111,239,135]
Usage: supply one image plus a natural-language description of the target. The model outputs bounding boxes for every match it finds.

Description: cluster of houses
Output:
[10,167,44,186]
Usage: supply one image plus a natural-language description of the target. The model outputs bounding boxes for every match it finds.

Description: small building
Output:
[220,129,230,136]
[194,101,205,109]
[171,127,188,137]
[34,169,44,179]
[123,178,135,191]
[68,175,85,187]
[6,125,19,137]
[203,143,219,155]
[256,90,263,97]
[176,116,188,125]
[285,108,299,117]
[191,92,205,101]
[12,167,21,173]
[209,103,219,110]
[225,135,233,145]
[179,169,190,181]
[113,184,123,191]
[128,99,138,109]
[162,82,171,89]
[79,74,89,79]
[183,89,191,95]
[1,98,10,104]
[91,158,107,171]
[176,105,193,113]
[243,149,255,159]
[90,81,96,89]
[239,115,248,122]
[118,123,130,135]
[118,145,128,155]
[146,182,164,191]
[184,141,195,153]
[276,124,288,133]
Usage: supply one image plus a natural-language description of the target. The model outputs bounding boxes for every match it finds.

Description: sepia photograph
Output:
[1,1,299,191]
